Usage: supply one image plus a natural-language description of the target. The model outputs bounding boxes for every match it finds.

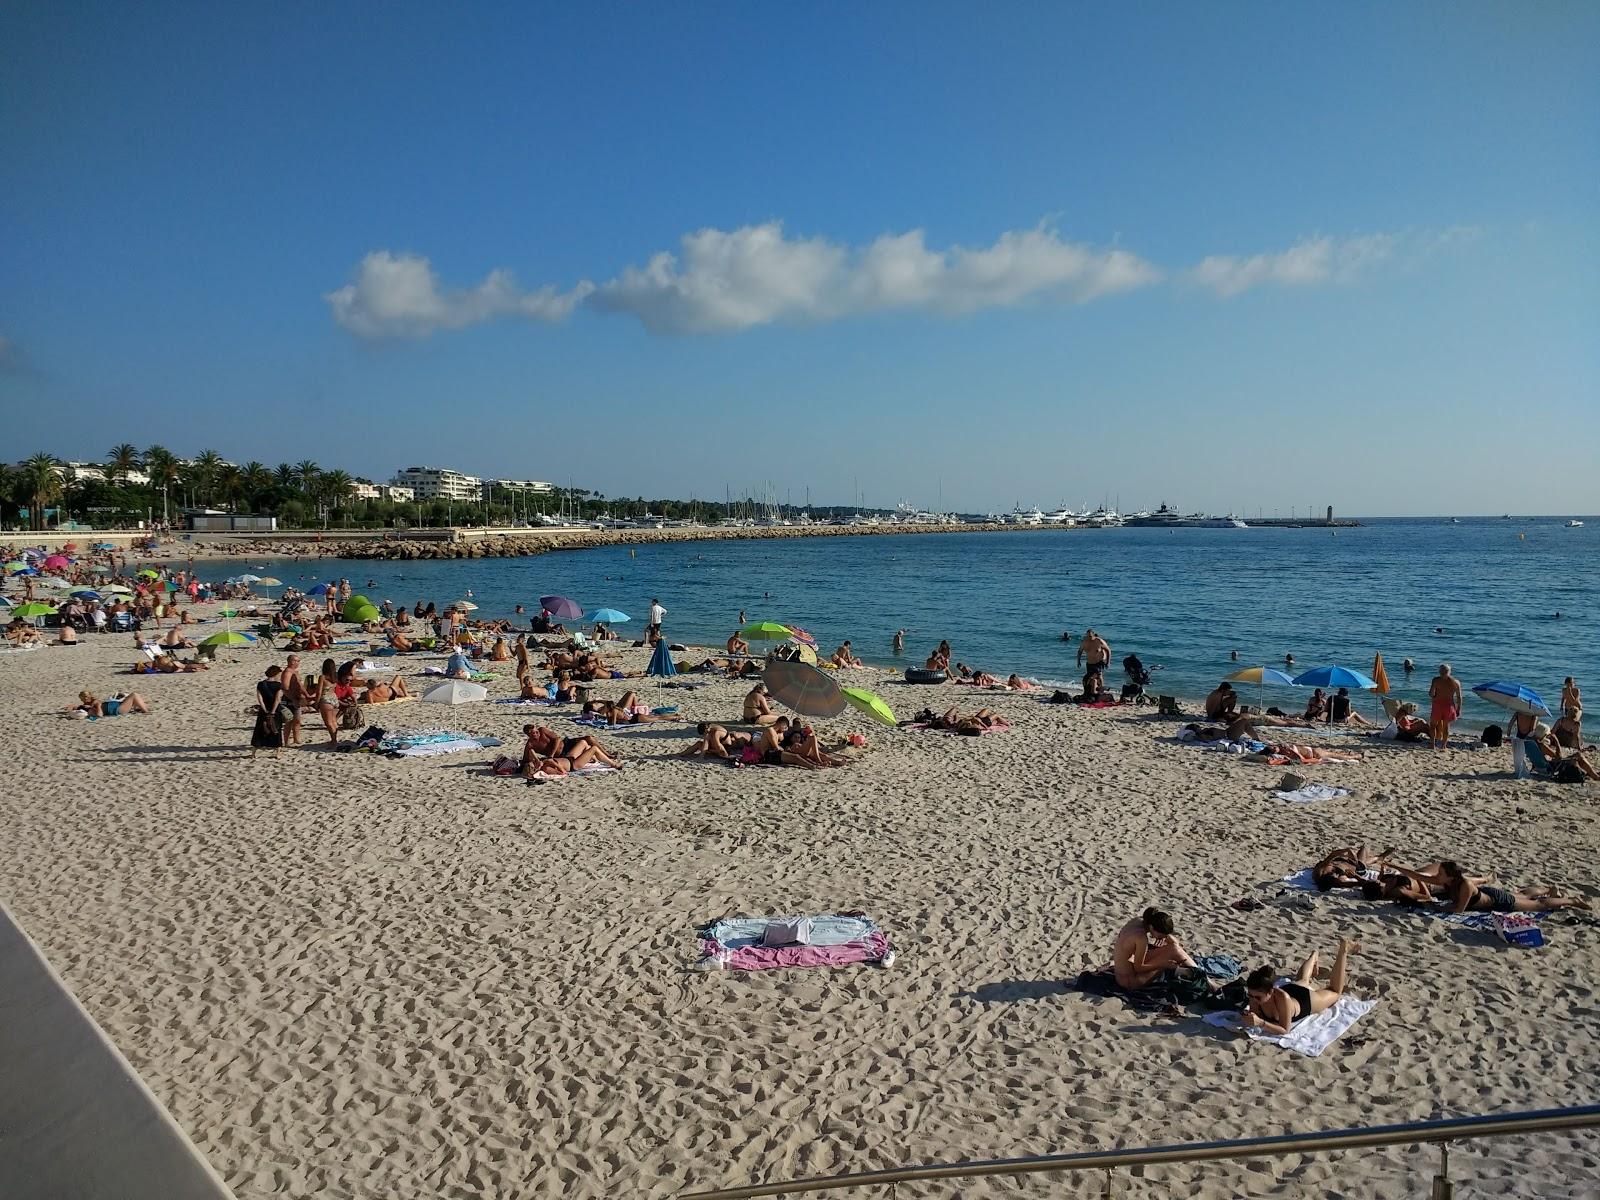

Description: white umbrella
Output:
[422,680,487,705]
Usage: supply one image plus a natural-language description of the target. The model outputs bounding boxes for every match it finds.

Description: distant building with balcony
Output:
[391,467,481,501]
[482,478,555,500]
[56,461,152,486]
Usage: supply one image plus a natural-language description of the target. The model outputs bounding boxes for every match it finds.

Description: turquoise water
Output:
[224,517,1597,720]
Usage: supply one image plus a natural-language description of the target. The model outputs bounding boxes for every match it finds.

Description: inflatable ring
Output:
[904,668,948,684]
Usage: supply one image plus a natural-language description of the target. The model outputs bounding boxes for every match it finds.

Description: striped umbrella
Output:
[762,659,846,718]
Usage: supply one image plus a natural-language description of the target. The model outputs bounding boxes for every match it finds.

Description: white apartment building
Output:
[391,467,481,501]
[56,461,152,486]
[355,481,417,503]
[482,478,555,499]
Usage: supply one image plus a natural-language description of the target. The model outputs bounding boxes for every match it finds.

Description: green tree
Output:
[191,449,225,504]
[105,443,142,484]
[242,462,272,510]
[274,462,296,490]
[216,463,244,511]
[320,469,354,511]
[17,453,63,531]
[294,460,320,493]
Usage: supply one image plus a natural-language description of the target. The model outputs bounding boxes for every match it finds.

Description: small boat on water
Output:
[1568,519,1584,528]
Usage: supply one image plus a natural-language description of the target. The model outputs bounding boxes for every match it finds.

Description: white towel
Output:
[1203,997,1376,1057]
[1271,783,1351,804]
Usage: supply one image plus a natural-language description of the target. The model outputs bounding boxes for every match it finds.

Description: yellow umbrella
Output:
[791,642,818,665]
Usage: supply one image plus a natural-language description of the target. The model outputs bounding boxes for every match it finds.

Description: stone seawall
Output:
[325,522,1071,560]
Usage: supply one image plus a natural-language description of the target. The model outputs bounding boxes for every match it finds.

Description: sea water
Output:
[222,517,1596,721]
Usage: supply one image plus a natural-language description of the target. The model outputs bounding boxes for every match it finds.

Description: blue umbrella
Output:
[583,608,631,624]
[307,583,331,596]
[1292,665,1378,690]
[71,590,101,601]
[647,640,677,677]
[0,596,12,606]
[1471,681,1550,717]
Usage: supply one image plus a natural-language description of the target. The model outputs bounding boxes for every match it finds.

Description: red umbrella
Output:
[784,624,818,646]
[43,554,70,570]
[61,542,78,552]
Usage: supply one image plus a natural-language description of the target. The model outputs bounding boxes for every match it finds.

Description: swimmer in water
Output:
[1284,653,1295,667]
[1403,658,1415,673]
[1230,650,1239,661]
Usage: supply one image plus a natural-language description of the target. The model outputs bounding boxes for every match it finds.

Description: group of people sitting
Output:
[1311,845,1590,914]
[681,715,841,769]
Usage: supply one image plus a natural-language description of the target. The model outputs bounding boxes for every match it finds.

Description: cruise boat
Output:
[1083,506,1124,528]
[1042,508,1078,526]
[1124,503,1184,528]
[1181,512,1249,528]
[1006,507,1046,525]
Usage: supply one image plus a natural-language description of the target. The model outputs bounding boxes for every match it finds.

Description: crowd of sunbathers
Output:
[1310,845,1590,914]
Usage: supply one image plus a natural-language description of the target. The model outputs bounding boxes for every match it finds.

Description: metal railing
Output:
[679,1104,1600,1199]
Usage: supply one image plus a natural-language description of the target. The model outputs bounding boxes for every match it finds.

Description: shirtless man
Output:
[1205,681,1239,721]
[743,682,779,726]
[1111,908,1196,989]
[1428,663,1462,749]
[1077,628,1110,673]
[893,629,905,654]
[832,640,863,668]
[360,675,410,703]
[726,632,750,655]
[682,722,753,759]
[280,654,307,745]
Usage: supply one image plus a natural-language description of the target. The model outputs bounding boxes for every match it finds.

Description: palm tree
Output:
[217,464,245,512]
[320,469,355,511]
[242,462,272,509]
[273,463,296,490]
[191,449,225,504]
[294,460,321,493]
[143,446,181,525]
[105,443,142,484]
[18,453,63,531]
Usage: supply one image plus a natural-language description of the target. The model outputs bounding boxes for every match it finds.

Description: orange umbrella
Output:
[1372,652,1391,695]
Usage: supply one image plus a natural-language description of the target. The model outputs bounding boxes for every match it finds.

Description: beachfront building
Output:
[353,482,416,503]
[482,478,554,501]
[51,460,153,486]
[391,467,481,501]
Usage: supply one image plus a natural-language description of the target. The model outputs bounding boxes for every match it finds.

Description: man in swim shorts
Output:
[1428,663,1461,750]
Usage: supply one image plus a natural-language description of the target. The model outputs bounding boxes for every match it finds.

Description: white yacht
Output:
[1084,506,1124,528]
[1006,507,1046,525]
[1042,508,1078,526]
[1568,519,1584,528]
[1181,512,1249,528]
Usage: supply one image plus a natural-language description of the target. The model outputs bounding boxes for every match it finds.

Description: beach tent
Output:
[423,680,488,705]
[647,640,677,677]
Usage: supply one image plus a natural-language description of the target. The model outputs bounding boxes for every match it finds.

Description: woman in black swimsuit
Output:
[1436,862,1590,914]
[1242,937,1361,1034]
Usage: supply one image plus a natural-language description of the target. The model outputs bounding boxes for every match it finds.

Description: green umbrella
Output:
[840,686,896,728]
[199,630,254,647]
[11,602,56,618]
[741,621,794,642]
[342,595,377,622]
[3,562,24,572]
[137,569,160,579]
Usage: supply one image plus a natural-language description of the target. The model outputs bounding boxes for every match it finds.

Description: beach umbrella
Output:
[93,542,116,551]
[0,596,11,607]
[763,659,846,718]
[11,602,56,618]
[1372,652,1391,695]
[539,595,582,620]
[43,555,70,570]
[235,573,262,584]
[1224,667,1298,686]
[422,679,488,705]
[71,590,101,601]
[307,583,331,596]
[742,621,794,642]
[1471,681,1550,717]
[1291,665,1378,691]
[647,640,677,677]
[784,625,818,646]
[60,542,77,552]
[100,584,132,594]
[199,630,256,647]
[840,685,896,728]
[256,577,282,587]
[137,569,160,578]
[452,600,479,611]
[584,608,630,624]
[3,562,24,572]
[790,642,818,665]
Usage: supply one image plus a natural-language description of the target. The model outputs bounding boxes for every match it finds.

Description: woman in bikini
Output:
[310,657,342,746]
[519,724,623,777]
[681,722,753,759]
[743,683,779,727]
[1243,938,1361,1034]
[1435,862,1590,914]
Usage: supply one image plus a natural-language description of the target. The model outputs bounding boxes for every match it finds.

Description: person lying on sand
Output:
[747,719,825,770]
[6,619,41,646]
[1111,908,1197,989]
[743,683,779,726]
[934,706,1004,734]
[1006,674,1035,691]
[967,670,1001,687]
[1262,743,1365,764]
[359,675,410,703]
[1242,938,1361,1034]
[148,653,208,673]
[68,689,151,717]
[1434,862,1590,914]
[681,722,754,759]
[519,724,623,777]
[583,691,670,725]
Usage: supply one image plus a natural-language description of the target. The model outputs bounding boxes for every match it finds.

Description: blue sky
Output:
[3,2,1596,515]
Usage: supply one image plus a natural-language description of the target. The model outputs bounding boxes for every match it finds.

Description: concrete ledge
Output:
[0,901,234,1200]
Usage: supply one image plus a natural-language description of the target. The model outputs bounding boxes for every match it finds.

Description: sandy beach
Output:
[3,621,1599,1198]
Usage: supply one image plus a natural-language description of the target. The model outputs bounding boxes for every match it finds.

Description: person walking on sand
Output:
[1428,663,1462,749]
[1078,629,1110,673]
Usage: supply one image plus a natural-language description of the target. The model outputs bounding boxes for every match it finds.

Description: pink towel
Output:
[705,932,890,971]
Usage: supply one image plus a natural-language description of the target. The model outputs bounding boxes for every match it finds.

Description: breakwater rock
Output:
[327,522,1068,561]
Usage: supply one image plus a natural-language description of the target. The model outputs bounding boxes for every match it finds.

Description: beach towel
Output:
[492,697,557,707]
[379,730,504,757]
[1202,997,1376,1057]
[363,695,419,708]
[1271,783,1351,804]
[697,912,891,971]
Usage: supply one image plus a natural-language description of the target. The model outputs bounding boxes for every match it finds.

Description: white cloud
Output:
[1187,234,1404,298]
[590,222,1160,334]
[324,251,594,339]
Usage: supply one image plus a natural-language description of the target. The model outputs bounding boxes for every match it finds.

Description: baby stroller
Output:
[1121,653,1152,701]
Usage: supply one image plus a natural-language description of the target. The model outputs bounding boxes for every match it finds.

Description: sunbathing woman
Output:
[681,722,754,759]
[969,670,1002,687]
[584,691,670,725]
[1311,846,1394,891]
[1435,862,1590,914]
[519,724,623,777]
[749,719,824,769]
[1262,742,1365,764]
[1006,673,1035,691]
[69,690,152,717]
[1242,938,1361,1034]
[489,637,510,662]
[1111,908,1197,989]
[781,720,840,766]
[743,683,780,726]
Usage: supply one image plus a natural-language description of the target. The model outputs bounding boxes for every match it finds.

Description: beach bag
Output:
[761,917,814,947]
[1480,724,1503,747]
[340,702,365,731]
[1048,690,1074,705]
[490,754,520,776]
[355,725,387,748]
[1493,913,1545,949]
